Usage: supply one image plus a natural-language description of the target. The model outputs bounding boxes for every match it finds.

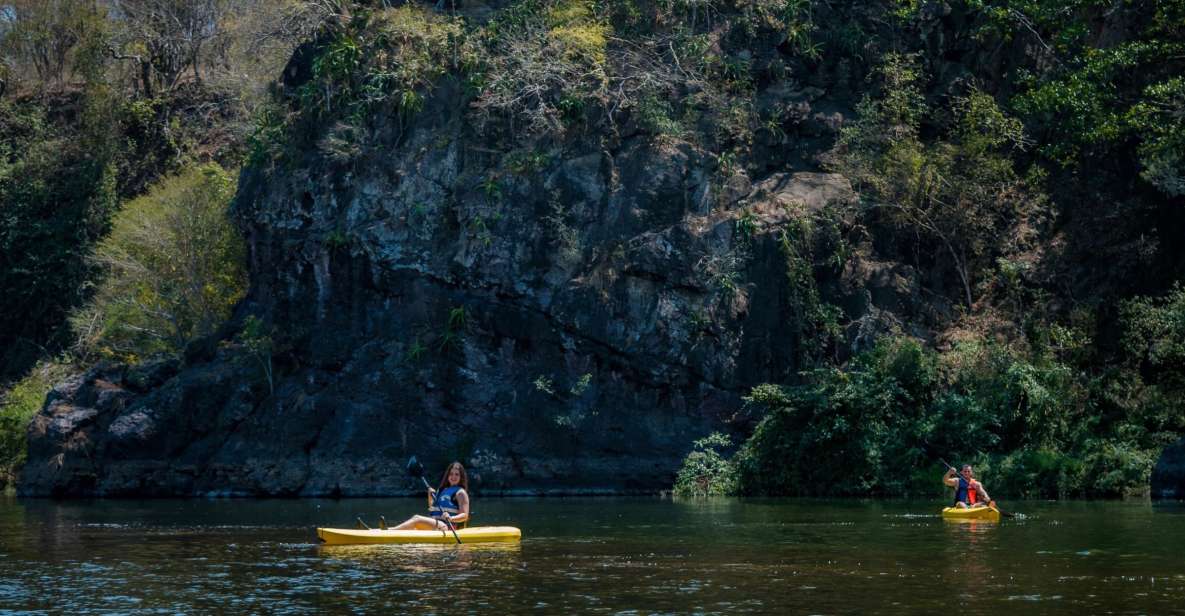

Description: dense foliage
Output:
[673,432,739,497]
[0,1,303,485]
[672,0,1185,499]
[71,164,246,363]
[0,0,309,382]
[676,311,1184,499]
[685,274,1184,500]
[0,96,118,379]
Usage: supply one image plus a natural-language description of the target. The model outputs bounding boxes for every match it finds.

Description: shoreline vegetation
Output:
[3,1,1184,497]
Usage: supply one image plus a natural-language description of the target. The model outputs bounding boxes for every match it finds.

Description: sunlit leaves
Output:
[71,163,246,362]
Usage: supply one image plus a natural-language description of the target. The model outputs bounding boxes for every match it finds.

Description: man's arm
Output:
[943,468,959,487]
[974,481,991,502]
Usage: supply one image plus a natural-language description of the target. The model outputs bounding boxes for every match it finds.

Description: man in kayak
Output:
[943,464,992,508]
[394,461,471,530]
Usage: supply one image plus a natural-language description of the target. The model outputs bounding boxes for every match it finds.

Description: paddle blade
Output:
[988,500,1015,518]
[406,456,425,478]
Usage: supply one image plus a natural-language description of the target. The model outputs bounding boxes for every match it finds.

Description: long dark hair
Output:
[437,461,469,493]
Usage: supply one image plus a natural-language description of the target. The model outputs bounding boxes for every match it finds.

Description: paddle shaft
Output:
[420,476,463,544]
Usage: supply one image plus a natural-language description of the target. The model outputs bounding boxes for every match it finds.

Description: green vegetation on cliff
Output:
[662,0,1185,498]
[1,0,308,381]
[0,360,71,490]
[2,0,1183,497]
[679,285,1185,498]
[0,95,119,380]
[70,164,246,363]
[0,1,304,488]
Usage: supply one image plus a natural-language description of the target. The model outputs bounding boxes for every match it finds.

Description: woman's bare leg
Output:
[392,515,443,530]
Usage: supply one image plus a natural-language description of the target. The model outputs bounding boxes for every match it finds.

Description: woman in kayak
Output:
[943,464,992,508]
[393,461,470,531]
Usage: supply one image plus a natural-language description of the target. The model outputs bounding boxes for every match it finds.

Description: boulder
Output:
[1152,437,1185,500]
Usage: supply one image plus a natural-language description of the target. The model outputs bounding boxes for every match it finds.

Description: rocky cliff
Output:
[19,0,1181,498]
[18,6,933,494]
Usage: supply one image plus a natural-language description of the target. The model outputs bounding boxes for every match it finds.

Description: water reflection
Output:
[317,542,523,572]
[2,497,1185,614]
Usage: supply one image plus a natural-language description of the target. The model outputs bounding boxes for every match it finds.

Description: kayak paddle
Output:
[407,456,462,544]
[987,500,1016,519]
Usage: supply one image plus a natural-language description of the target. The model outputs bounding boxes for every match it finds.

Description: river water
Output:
[2,497,1183,614]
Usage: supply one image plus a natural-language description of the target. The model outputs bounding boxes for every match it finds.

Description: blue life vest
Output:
[430,486,462,517]
[953,477,978,506]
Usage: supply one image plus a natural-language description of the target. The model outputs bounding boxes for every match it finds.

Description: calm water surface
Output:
[2,497,1184,614]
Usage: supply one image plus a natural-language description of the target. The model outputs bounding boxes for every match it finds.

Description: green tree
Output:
[830,54,1042,308]
[0,0,108,87]
[0,98,119,379]
[71,163,246,362]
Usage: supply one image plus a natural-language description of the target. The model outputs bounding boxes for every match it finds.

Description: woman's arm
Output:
[449,489,470,524]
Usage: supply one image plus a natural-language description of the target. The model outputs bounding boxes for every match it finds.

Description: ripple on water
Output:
[1007,594,1063,601]
[5,498,1185,613]
[0,582,30,603]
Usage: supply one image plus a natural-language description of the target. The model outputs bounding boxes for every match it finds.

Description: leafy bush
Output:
[1128,77,1185,197]
[718,328,1185,499]
[70,163,246,363]
[314,6,470,119]
[673,432,739,497]
[733,337,940,497]
[471,0,611,135]
[829,54,1043,308]
[0,360,72,490]
[1122,284,1185,393]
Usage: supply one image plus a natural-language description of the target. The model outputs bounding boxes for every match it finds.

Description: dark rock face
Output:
[1152,438,1185,500]
[19,73,931,497]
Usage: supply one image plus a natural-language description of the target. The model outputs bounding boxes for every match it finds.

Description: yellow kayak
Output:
[941,506,1001,522]
[316,525,522,545]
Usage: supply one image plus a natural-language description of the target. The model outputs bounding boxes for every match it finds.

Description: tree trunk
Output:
[191,41,203,85]
[141,59,154,98]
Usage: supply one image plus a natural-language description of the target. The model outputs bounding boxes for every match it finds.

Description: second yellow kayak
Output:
[316,525,522,545]
[941,505,1001,522]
